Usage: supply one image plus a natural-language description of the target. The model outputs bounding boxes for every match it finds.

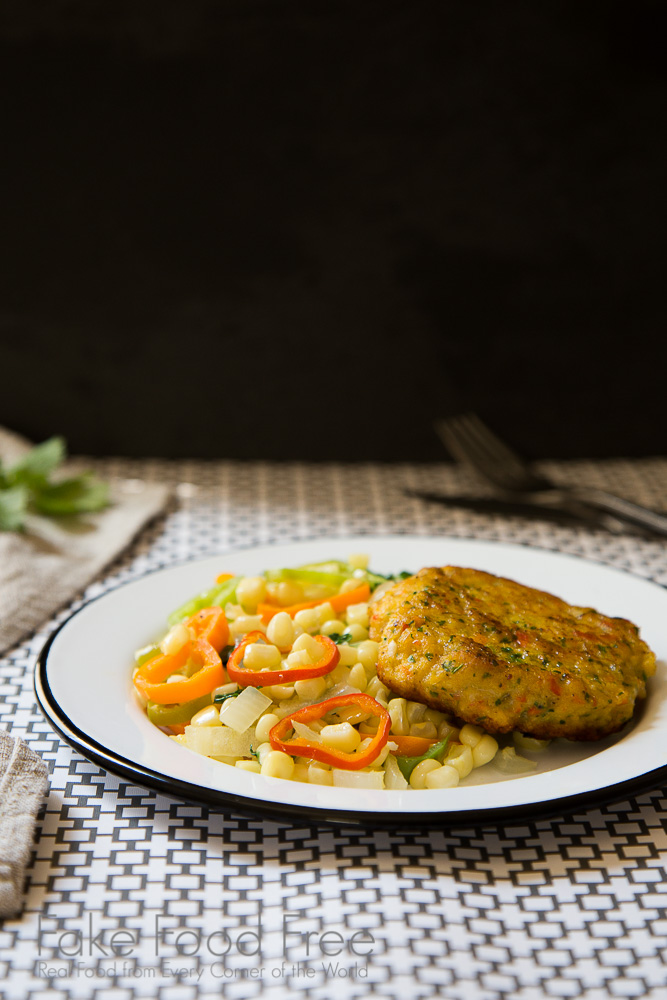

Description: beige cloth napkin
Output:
[0,427,170,655]
[0,730,49,918]
[0,427,170,918]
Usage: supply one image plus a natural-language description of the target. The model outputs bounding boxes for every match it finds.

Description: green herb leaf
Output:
[396,736,451,781]
[0,485,28,531]
[8,437,66,487]
[32,474,109,515]
[213,688,243,705]
[326,631,357,645]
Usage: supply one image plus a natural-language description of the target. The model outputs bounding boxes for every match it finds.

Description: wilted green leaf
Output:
[32,474,109,515]
[8,437,66,487]
[0,485,28,531]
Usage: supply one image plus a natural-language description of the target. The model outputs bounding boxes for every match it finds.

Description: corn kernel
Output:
[292,762,311,783]
[235,576,267,613]
[388,698,409,736]
[292,633,322,659]
[254,713,280,744]
[235,760,261,774]
[346,603,370,629]
[366,676,390,704]
[343,623,369,643]
[407,701,427,725]
[190,705,221,727]
[472,734,498,767]
[358,738,390,767]
[425,764,460,789]
[243,642,281,671]
[316,603,335,625]
[339,577,363,594]
[294,676,328,701]
[262,684,295,702]
[410,720,438,740]
[460,724,485,748]
[355,640,379,672]
[348,663,367,691]
[266,612,295,649]
[286,649,311,669]
[255,742,273,765]
[410,759,441,789]
[446,744,473,778]
[327,663,351,686]
[212,682,238,699]
[229,615,266,639]
[347,553,369,570]
[337,644,359,667]
[293,608,321,633]
[320,722,361,753]
[320,618,346,636]
[261,751,295,780]
[160,623,191,656]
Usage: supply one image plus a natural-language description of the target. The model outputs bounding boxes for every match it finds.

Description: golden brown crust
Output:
[369,566,656,740]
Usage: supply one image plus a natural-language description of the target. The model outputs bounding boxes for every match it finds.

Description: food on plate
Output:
[369,566,656,741]
[131,555,655,790]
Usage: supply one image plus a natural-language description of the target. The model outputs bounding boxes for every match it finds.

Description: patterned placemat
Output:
[1,458,667,1000]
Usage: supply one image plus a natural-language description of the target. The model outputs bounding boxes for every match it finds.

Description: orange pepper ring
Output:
[258,582,371,623]
[186,606,230,653]
[227,632,340,687]
[269,693,390,770]
[134,639,224,704]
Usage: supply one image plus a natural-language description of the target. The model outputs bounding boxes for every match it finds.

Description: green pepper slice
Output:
[146,693,212,727]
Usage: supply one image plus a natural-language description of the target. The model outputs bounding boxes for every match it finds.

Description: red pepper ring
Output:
[269,693,391,770]
[227,631,340,687]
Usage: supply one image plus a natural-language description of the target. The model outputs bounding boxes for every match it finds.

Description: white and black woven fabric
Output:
[2,457,667,1000]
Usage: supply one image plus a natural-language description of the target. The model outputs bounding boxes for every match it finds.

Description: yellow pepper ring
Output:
[134,639,224,705]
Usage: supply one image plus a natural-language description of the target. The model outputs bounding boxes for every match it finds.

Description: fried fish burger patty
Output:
[369,566,656,741]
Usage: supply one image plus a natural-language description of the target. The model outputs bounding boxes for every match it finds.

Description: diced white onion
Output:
[182,725,253,758]
[292,721,323,743]
[332,769,385,789]
[513,732,551,753]
[218,687,272,733]
[494,747,537,774]
[383,753,409,790]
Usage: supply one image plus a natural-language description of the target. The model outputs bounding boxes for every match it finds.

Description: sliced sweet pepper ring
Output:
[133,639,224,705]
[146,692,213,727]
[227,631,340,687]
[186,606,229,653]
[257,582,371,623]
[388,735,439,757]
[269,693,390,770]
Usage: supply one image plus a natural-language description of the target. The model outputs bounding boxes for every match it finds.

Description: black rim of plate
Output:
[33,544,667,830]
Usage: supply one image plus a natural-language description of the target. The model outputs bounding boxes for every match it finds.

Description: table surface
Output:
[2,457,667,1000]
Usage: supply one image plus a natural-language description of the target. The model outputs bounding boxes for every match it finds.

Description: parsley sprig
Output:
[0,436,109,532]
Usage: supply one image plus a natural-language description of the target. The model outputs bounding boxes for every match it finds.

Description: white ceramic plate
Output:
[36,536,667,827]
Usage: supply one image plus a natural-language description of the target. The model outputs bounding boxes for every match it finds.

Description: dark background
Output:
[1,1,665,461]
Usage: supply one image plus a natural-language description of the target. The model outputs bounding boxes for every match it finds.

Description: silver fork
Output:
[435,414,667,538]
